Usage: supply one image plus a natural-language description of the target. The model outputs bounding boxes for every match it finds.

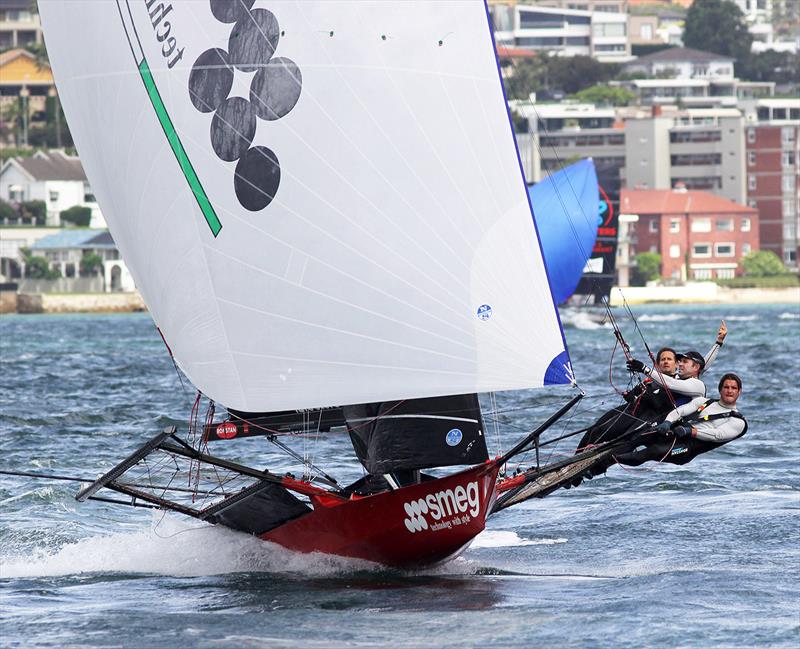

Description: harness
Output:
[683,399,748,439]
[664,399,747,465]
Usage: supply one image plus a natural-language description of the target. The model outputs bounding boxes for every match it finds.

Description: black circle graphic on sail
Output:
[250,57,303,121]
[188,48,233,113]
[211,97,257,162]
[209,0,255,24]
[228,8,280,73]
[234,146,281,211]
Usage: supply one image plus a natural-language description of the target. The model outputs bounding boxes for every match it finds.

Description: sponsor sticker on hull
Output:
[403,480,481,534]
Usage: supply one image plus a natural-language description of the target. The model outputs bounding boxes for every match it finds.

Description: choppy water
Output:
[1,303,798,648]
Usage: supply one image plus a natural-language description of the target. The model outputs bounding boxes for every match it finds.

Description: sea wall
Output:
[16,292,146,314]
[610,283,800,305]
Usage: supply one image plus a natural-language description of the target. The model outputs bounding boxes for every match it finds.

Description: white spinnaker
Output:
[39,0,569,411]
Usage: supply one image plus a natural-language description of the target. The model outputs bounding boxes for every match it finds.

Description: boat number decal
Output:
[446,428,463,446]
[403,481,480,533]
[476,304,492,321]
[216,422,238,439]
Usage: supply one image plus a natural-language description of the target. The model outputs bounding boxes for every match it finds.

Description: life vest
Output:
[666,399,747,465]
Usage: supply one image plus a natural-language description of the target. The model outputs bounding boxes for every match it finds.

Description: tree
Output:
[573,85,636,107]
[0,199,18,222]
[737,50,800,85]
[24,255,61,280]
[503,57,546,100]
[741,250,786,277]
[631,252,661,286]
[60,205,92,227]
[544,56,620,95]
[20,200,46,226]
[79,252,103,277]
[683,0,752,67]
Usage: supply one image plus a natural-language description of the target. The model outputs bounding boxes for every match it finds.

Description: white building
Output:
[0,150,105,227]
[623,47,735,81]
[491,2,631,62]
[29,229,134,291]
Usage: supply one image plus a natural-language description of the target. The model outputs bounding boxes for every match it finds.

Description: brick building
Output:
[622,188,759,281]
[744,118,799,270]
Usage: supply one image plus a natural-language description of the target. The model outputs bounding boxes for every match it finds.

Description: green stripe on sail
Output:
[138,59,222,237]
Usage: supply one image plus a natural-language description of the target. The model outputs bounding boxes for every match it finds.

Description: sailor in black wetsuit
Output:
[614,373,747,466]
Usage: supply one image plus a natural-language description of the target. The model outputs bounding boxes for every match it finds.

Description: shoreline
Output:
[609,284,799,306]
[1,285,797,315]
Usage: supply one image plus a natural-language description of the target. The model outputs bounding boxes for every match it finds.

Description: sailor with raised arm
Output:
[615,373,747,467]
[626,349,706,405]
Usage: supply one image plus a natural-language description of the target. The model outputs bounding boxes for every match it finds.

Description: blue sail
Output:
[529,159,600,305]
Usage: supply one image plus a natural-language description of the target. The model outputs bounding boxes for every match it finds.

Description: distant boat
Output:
[38,0,623,567]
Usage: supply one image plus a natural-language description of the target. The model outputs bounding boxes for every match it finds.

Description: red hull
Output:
[261,462,501,567]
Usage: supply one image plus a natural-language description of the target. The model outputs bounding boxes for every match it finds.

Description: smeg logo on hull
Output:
[402,481,481,534]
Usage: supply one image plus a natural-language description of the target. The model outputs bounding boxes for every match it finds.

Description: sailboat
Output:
[37,0,625,567]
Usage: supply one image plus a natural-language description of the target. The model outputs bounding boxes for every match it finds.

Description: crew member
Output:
[626,349,706,405]
[614,372,746,467]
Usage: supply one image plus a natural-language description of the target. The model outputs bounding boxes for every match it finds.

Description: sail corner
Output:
[544,350,574,386]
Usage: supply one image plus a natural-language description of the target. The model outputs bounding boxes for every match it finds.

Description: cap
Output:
[676,350,706,370]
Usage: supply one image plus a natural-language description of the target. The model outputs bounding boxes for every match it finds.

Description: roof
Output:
[31,229,116,250]
[627,47,735,65]
[9,150,87,182]
[496,46,536,59]
[620,189,756,215]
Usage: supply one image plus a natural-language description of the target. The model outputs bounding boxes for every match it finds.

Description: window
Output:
[742,243,751,255]
[670,244,681,258]
[716,268,735,279]
[670,131,721,144]
[49,191,59,202]
[748,151,756,166]
[715,243,735,257]
[783,200,796,217]
[785,250,797,263]
[749,199,758,208]
[693,269,712,280]
[782,152,795,167]
[691,219,712,233]
[749,175,757,191]
[649,219,658,233]
[83,183,96,203]
[741,217,751,232]
[782,127,796,144]
[782,175,796,191]
[716,219,734,232]
[784,222,797,240]
[693,243,711,258]
[670,153,722,166]
[670,219,681,233]
[640,24,652,40]
[747,128,756,143]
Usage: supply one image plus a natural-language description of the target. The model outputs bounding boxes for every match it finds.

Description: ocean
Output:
[1,303,798,648]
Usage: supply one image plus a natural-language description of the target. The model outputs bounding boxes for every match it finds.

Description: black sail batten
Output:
[344,394,489,474]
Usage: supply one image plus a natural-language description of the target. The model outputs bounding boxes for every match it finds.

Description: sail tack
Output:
[40,0,571,410]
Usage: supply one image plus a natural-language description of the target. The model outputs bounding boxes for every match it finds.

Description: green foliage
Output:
[502,56,620,100]
[572,85,636,107]
[545,57,621,95]
[683,0,752,65]
[717,274,799,288]
[20,200,46,226]
[79,252,104,277]
[60,205,92,227]
[631,252,661,286]
[740,250,787,277]
[737,50,800,84]
[503,58,546,100]
[0,198,18,221]
[25,255,61,280]
[509,109,529,133]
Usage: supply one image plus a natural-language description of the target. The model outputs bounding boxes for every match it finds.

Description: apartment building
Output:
[490,2,631,62]
[0,0,43,50]
[744,99,800,268]
[623,188,759,281]
[625,107,747,205]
